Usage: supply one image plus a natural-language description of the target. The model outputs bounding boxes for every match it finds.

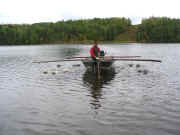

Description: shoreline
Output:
[1,42,180,47]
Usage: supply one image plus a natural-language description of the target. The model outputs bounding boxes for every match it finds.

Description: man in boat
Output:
[90,40,100,61]
[89,40,101,72]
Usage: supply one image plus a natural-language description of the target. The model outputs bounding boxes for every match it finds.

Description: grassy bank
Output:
[114,25,137,43]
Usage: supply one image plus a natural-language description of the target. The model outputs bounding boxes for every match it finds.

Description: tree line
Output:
[1,17,180,45]
[136,17,180,42]
[0,18,131,45]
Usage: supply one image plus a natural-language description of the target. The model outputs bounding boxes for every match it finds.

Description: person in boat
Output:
[90,40,100,61]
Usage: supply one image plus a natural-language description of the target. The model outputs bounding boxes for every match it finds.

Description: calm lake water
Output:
[0,43,180,135]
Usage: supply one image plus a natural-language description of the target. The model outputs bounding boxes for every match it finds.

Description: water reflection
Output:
[83,68,116,110]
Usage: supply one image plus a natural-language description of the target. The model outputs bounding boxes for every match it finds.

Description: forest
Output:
[0,17,180,45]
[0,18,131,45]
[136,17,180,42]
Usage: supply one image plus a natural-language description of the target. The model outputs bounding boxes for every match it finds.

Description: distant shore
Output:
[0,17,180,45]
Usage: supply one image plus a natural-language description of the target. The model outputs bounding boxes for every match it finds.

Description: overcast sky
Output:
[0,0,179,24]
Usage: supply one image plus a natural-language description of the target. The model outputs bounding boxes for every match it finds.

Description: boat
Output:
[82,57,115,70]
[33,56,161,70]
[33,54,161,80]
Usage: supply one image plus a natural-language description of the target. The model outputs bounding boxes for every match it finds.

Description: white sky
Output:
[0,0,179,24]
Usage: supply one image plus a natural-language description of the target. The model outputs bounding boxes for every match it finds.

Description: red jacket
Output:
[90,45,100,58]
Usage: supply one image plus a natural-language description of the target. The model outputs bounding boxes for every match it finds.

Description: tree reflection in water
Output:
[83,68,116,110]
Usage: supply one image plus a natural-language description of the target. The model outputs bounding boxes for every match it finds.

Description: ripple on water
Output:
[1,45,180,135]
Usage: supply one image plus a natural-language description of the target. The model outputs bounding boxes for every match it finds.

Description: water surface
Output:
[0,43,180,135]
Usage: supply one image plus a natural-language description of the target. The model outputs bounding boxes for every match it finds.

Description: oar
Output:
[33,58,85,63]
[113,58,162,63]
[66,56,89,59]
[105,56,141,58]
[66,56,141,59]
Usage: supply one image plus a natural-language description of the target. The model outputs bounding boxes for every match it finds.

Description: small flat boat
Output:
[33,56,161,71]
[82,57,115,70]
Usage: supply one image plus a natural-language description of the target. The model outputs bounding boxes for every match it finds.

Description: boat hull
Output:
[82,58,114,70]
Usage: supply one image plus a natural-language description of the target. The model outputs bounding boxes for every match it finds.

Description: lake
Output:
[0,43,180,135]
